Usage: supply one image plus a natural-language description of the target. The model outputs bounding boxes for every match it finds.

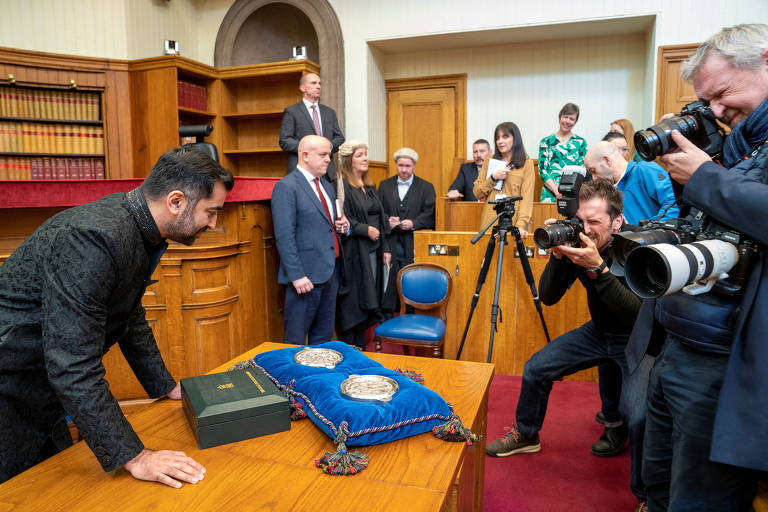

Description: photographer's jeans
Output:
[598,361,623,424]
[515,320,647,499]
[643,337,759,511]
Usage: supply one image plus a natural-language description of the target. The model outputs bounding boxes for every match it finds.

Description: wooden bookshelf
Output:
[0,46,137,179]
[129,55,318,178]
[0,83,105,180]
[217,60,318,176]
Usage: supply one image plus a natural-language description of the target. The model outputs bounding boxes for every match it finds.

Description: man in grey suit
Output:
[272,135,349,345]
[279,73,345,182]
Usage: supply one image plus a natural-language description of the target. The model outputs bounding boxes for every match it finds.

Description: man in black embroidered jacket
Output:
[0,148,233,487]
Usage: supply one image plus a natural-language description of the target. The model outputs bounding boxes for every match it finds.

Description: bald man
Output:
[279,73,345,182]
[584,141,679,225]
[272,135,349,345]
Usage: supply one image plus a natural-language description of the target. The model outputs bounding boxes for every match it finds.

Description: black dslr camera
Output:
[533,172,585,250]
[612,216,758,299]
[491,195,523,215]
[634,100,727,161]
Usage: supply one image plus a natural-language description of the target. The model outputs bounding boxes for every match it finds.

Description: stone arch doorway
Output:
[215,0,345,128]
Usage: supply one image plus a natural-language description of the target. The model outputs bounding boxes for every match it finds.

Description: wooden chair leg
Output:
[433,345,441,358]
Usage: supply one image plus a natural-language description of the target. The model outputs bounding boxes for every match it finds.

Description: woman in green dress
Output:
[538,103,588,202]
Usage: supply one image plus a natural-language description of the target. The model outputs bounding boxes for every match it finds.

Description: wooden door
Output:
[656,44,700,122]
[386,75,466,231]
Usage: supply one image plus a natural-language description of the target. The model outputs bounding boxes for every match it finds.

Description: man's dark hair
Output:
[142,147,234,206]
[473,138,491,150]
[558,102,580,122]
[579,178,623,220]
[602,131,627,143]
[492,122,527,169]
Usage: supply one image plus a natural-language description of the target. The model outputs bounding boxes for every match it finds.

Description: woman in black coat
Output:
[336,140,391,349]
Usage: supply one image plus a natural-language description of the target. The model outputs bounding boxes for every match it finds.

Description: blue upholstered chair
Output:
[374,262,452,357]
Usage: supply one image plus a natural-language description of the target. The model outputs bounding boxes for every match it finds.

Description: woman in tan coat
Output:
[473,121,535,237]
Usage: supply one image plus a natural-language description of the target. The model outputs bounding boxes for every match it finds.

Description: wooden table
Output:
[0,343,494,511]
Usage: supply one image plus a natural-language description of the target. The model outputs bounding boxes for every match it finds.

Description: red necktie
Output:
[314,178,339,257]
[311,105,322,136]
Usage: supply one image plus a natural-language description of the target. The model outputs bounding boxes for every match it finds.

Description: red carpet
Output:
[484,375,636,511]
[365,335,635,510]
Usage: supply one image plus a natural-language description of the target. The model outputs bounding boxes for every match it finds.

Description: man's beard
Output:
[166,206,205,246]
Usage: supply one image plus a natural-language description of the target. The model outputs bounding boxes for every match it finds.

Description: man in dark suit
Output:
[446,138,491,201]
[272,135,349,345]
[0,148,232,486]
[378,147,436,311]
[279,73,345,182]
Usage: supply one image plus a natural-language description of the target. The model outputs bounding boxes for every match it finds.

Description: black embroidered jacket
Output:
[0,189,174,481]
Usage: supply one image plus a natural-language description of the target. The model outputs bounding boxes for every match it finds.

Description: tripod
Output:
[455,200,551,363]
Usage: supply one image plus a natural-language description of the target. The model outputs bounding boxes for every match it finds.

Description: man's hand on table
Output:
[123,449,206,488]
[166,382,182,400]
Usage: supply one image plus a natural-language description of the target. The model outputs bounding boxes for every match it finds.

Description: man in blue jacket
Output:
[627,23,768,511]
[584,140,679,225]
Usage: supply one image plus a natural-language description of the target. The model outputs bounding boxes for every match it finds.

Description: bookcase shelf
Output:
[222,148,283,156]
[0,152,103,157]
[221,110,283,119]
[0,116,103,126]
[177,106,216,118]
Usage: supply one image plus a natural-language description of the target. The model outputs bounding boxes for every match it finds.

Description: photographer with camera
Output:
[625,24,768,511]
[487,179,648,509]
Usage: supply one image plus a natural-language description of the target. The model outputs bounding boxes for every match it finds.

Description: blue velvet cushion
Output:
[251,340,382,384]
[250,341,455,448]
[374,314,446,342]
[290,367,452,446]
[401,268,448,304]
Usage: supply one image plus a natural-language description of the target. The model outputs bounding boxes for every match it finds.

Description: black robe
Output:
[0,189,175,482]
[377,175,436,311]
[337,180,390,332]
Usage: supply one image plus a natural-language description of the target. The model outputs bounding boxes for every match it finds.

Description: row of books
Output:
[0,86,101,121]
[0,157,105,180]
[0,122,104,154]
[178,80,207,111]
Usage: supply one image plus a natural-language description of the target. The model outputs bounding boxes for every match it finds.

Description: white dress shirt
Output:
[397,175,414,201]
[296,165,335,219]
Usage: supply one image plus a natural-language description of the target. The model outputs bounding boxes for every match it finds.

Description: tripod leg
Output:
[486,229,507,363]
[513,231,552,343]
[456,235,497,360]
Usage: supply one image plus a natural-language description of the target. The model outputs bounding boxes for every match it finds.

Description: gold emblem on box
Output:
[217,383,234,390]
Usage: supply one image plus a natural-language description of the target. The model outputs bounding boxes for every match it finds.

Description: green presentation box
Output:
[181,368,290,449]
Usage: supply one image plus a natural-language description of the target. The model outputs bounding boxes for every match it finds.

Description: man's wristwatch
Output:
[586,261,608,279]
